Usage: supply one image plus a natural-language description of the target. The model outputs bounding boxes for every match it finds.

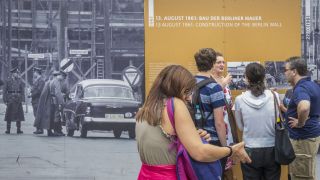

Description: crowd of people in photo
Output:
[228,79,247,90]
[0,67,70,137]
[136,48,320,180]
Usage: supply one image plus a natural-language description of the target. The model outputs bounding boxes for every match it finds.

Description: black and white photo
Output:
[227,61,259,90]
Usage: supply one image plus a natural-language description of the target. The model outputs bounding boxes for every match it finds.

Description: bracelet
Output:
[225,146,233,157]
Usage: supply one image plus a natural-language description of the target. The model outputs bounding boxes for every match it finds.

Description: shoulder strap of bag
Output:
[166,97,175,130]
[166,99,199,180]
[193,77,216,127]
[196,78,216,89]
[272,91,278,126]
[224,98,239,143]
[271,90,284,125]
[193,78,216,107]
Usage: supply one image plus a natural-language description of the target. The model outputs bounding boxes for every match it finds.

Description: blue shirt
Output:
[282,89,293,118]
[283,89,293,108]
[286,77,320,140]
[195,76,225,140]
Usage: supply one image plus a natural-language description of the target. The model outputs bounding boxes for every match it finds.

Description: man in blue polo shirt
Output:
[284,56,320,180]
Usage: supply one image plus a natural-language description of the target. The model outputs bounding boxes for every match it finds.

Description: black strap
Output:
[224,97,239,143]
[196,78,216,89]
[193,77,216,128]
[271,90,284,126]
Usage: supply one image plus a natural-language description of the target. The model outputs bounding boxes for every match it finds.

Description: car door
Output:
[72,85,84,116]
[64,85,81,117]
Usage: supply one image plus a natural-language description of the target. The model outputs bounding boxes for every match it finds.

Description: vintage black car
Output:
[63,79,140,138]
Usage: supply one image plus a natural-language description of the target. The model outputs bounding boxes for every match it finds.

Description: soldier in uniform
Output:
[31,67,45,134]
[3,68,25,134]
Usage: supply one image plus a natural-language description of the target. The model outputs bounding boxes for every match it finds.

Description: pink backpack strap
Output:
[166,97,175,129]
[166,98,198,180]
[166,98,178,151]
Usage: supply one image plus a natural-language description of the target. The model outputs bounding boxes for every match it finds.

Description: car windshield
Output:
[83,85,134,99]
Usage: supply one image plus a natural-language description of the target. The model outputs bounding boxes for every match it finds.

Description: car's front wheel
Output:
[66,114,75,137]
[113,129,122,138]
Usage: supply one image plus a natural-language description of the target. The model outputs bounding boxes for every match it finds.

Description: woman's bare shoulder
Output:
[172,97,186,107]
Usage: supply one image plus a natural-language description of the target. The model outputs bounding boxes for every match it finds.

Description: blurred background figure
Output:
[31,67,45,134]
[59,70,70,126]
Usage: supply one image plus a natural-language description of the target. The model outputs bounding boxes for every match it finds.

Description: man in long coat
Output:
[31,67,45,134]
[34,71,64,136]
[33,79,52,135]
[50,71,65,136]
[3,68,25,134]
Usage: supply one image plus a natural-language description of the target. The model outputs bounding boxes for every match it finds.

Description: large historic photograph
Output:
[302,0,320,82]
[0,0,144,179]
[0,0,144,137]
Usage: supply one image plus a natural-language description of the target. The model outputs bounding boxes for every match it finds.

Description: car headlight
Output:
[86,106,91,114]
[124,112,133,118]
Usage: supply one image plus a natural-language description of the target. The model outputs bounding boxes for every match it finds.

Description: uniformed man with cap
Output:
[3,67,25,134]
[31,67,45,134]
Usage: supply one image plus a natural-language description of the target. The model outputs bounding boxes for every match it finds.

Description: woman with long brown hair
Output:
[136,64,251,179]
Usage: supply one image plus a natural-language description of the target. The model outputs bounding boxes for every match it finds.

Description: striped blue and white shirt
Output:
[195,75,225,141]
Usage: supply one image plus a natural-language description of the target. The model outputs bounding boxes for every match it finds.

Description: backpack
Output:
[190,78,216,129]
[167,98,222,180]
